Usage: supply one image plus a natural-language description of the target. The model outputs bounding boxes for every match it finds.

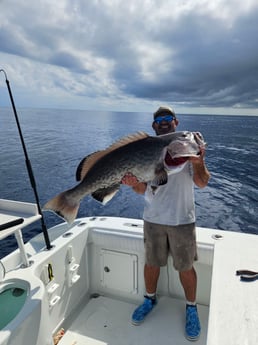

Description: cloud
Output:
[0,0,258,113]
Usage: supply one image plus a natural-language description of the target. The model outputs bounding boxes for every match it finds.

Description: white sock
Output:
[186,300,196,306]
[146,292,156,299]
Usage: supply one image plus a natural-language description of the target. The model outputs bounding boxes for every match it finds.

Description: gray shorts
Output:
[144,221,198,271]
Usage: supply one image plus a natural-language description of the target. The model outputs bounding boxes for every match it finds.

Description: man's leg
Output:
[179,267,197,302]
[145,264,160,293]
[132,221,166,325]
[179,267,201,341]
[131,264,160,325]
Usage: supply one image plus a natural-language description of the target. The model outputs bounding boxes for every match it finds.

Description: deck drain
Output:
[212,234,223,240]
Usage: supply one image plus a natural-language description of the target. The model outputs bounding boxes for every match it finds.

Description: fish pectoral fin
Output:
[152,169,168,186]
[91,184,120,204]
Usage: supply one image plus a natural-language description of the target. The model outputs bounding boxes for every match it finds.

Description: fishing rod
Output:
[0,69,52,250]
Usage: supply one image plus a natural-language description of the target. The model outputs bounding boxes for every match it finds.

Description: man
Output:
[121,106,210,341]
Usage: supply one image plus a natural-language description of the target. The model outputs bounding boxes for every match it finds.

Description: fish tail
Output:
[43,191,80,224]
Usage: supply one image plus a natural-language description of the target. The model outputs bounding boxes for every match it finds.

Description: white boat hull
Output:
[1,212,258,345]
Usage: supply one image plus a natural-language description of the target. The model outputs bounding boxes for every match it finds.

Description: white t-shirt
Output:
[143,162,195,226]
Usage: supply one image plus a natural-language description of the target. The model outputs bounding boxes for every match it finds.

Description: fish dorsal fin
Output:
[107,131,149,151]
[76,131,149,181]
[76,151,104,181]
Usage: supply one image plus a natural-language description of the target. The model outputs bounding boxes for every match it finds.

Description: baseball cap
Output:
[153,106,176,119]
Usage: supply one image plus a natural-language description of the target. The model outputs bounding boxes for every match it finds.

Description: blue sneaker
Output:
[185,304,201,341]
[131,296,157,325]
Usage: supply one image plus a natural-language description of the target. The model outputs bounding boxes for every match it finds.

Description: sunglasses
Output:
[154,115,175,124]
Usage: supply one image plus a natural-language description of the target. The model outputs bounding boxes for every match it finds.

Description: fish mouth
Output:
[165,153,189,166]
[172,152,200,159]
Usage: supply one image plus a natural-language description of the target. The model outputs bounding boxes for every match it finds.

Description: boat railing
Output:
[0,199,41,267]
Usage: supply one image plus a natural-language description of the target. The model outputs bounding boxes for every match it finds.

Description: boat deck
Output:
[58,296,209,345]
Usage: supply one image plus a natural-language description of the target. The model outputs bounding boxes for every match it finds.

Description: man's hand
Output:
[189,147,206,165]
[121,172,139,186]
[189,147,210,188]
[121,173,147,194]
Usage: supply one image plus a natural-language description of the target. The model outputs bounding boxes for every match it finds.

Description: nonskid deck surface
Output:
[58,296,209,345]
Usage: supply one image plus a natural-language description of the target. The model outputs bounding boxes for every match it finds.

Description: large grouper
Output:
[44,131,205,223]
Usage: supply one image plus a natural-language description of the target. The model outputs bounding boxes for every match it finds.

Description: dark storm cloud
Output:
[49,51,86,72]
[112,7,258,108]
[0,1,258,111]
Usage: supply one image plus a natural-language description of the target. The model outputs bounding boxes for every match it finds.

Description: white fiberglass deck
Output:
[58,296,209,345]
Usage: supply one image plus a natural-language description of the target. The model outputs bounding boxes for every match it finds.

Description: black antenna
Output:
[0,69,52,250]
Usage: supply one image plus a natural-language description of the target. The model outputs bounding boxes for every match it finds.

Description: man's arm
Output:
[190,148,210,188]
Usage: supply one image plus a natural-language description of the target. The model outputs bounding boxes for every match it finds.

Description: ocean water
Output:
[0,108,257,259]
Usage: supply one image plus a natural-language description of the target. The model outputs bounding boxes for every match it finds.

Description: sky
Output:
[0,0,258,115]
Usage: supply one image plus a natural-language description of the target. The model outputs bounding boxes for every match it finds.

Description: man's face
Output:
[152,114,178,135]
